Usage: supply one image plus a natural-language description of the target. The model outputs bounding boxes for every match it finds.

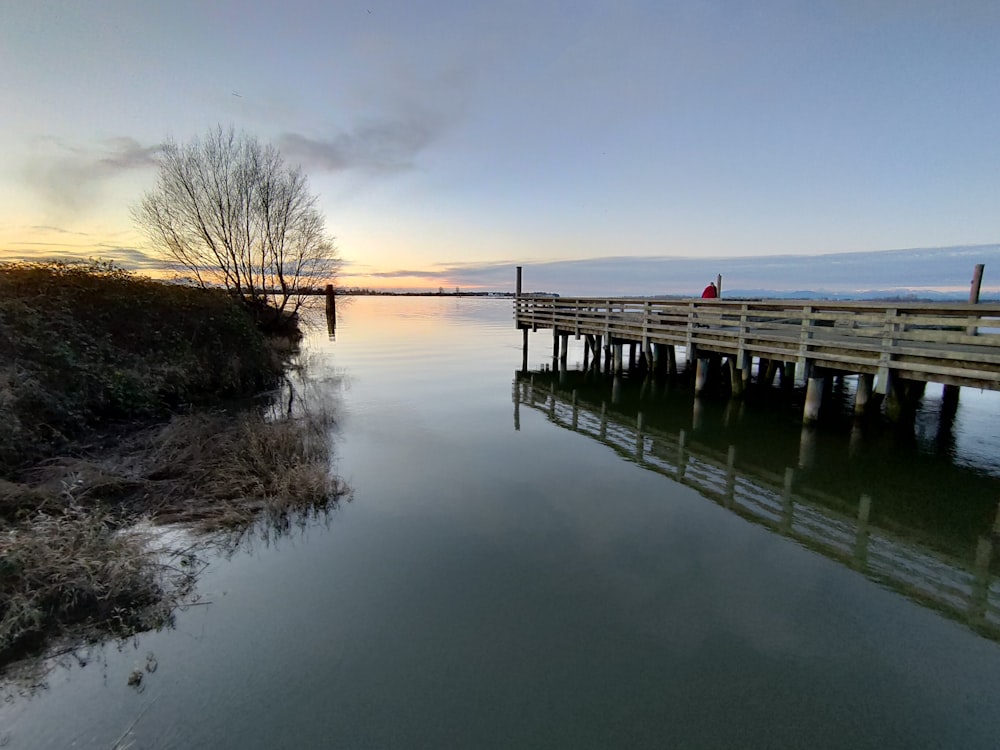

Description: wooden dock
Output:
[514,294,1000,421]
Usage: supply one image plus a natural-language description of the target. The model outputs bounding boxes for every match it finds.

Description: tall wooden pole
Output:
[970,263,984,303]
[516,265,523,298]
[716,273,723,298]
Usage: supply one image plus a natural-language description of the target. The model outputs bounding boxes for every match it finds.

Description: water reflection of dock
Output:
[513,373,1000,641]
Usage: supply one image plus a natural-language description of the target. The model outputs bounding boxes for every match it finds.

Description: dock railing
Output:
[515,297,1000,390]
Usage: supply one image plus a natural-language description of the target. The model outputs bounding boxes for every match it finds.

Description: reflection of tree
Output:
[1,374,350,695]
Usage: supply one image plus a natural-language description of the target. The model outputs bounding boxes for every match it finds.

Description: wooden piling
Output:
[763,359,780,388]
[728,357,744,398]
[971,263,985,303]
[854,373,873,416]
[803,376,825,424]
[694,357,711,394]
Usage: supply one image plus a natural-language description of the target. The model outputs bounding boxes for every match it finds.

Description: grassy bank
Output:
[0,261,288,476]
[0,262,347,675]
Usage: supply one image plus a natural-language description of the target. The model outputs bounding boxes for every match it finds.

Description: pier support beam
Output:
[782,361,796,389]
[694,357,711,395]
[803,376,825,424]
[728,357,745,398]
[763,359,780,388]
[854,373,873,417]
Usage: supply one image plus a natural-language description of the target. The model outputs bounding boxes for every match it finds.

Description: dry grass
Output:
[0,406,349,674]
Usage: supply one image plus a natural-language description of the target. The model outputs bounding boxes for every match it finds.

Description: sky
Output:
[1,0,999,295]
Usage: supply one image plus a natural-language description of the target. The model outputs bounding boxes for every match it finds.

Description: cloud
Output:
[23,136,164,213]
[278,112,444,174]
[2,235,179,274]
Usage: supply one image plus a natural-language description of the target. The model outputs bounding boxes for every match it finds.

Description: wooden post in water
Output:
[942,263,985,405]
[716,274,723,298]
[854,373,873,416]
[325,284,337,336]
[763,359,780,388]
[516,265,522,298]
[728,357,744,398]
[803,376,825,424]
[694,357,711,394]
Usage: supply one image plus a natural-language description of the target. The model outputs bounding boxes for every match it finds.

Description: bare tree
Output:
[133,126,338,318]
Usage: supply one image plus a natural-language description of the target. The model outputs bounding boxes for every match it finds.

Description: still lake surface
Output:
[4,296,1000,749]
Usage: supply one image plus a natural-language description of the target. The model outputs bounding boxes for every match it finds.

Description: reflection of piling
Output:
[725,445,736,507]
[853,494,872,569]
[781,468,795,531]
[798,425,817,469]
[636,412,645,460]
[971,536,993,624]
[513,381,521,431]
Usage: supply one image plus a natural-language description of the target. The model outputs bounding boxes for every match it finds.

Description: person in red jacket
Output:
[701,281,718,298]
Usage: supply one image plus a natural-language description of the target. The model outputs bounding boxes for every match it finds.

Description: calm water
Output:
[4,296,1000,749]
